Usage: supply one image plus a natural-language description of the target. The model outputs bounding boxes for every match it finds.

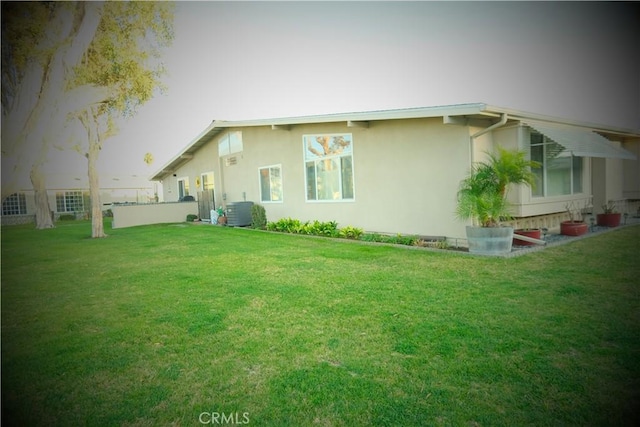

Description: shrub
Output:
[186,214,198,222]
[251,204,267,229]
[266,218,339,237]
[307,220,338,237]
[339,225,364,240]
[59,214,76,221]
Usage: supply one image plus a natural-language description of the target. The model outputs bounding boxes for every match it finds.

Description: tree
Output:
[69,1,174,238]
[2,2,106,228]
[2,2,174,235]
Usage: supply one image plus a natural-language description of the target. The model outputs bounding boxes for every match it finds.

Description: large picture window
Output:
[259,165,283,202]
[2,192,27,215]
[304,134,354,201]
[530,131,583,197]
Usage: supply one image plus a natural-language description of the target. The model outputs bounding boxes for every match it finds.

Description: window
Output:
[177,177,190,199]
[304,134,354,201]
[530,131,583,197]
[218,131,243,157]
[2,193,27,215]
[201,172,214,191]
[259,165,283,202]
[56,191,84,212]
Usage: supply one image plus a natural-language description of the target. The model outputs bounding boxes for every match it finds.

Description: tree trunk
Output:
[88,131,106,238]
[2,3,104,203]
[30,163,54,229]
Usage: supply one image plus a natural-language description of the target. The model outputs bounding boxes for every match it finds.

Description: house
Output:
[1,173,159,225]
[150,103,639,239]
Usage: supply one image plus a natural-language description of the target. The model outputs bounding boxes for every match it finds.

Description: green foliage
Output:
[58,214,76,221]
[250,204,267,229]
[457,147,539,227]
[266,218,339,237]
[360,233,419,246]
[1,2,54,106]
[339,225,364,240]
[307,220,339,237]
[186,214,198,222]
[72,2,175,116]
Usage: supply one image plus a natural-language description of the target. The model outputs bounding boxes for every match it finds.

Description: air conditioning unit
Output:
[226,201,253,227]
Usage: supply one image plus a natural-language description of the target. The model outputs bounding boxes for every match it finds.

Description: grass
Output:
[2,219,639,426]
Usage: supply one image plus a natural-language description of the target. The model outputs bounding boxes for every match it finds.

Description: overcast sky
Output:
[49,1,639,180]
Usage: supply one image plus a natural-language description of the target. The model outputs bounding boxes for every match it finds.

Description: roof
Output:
[150,103,640,180]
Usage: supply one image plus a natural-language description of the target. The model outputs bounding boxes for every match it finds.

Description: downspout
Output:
[469,113,509,164]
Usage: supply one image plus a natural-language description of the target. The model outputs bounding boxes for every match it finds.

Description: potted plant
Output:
[216,206,227,225]
[560,201,589,236]
[456,147,539,255]
[513,227,542,246]
[596,201,622,227]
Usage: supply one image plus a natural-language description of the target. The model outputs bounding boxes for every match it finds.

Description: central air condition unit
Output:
[226,201,254,227]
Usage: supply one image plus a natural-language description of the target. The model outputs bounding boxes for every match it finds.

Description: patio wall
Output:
[111,202,198,229]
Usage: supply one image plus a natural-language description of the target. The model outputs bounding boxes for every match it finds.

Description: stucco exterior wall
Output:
[212,118,471,237]
[111,201,198,229]
[155,115,636,239]
[160,142,220,203]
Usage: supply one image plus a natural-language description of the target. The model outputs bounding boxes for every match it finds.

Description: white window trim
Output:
[258,164,284,203]
[530,130,585,199]
[303,133,356,203]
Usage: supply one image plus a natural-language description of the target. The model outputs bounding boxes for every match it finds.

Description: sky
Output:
[45,1,640,183]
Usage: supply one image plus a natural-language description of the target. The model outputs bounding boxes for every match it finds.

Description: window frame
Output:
[303,133,355,203]
[218,131,243,157]
[55,191,85,212]
[2,192,27,215]
[258,164,283,203]
[530,130,584,198]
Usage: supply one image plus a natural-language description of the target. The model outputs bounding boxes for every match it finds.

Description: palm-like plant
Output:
[456,147,539,227]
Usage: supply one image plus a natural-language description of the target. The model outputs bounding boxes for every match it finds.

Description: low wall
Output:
[111,202,198,229]
[1,214,36,226]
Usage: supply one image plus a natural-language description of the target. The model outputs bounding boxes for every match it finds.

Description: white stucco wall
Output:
[111,201,198,229]
[156,117,636,238]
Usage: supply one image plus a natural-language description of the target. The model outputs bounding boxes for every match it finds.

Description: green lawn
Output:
[2,220,639,426]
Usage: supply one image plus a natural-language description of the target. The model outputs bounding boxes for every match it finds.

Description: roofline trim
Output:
[150,103,640,181]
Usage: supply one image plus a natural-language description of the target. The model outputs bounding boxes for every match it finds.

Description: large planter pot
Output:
[596,213,621,227]
[513,229,542,246]
[560,221,588,236]
[466,226,514,255]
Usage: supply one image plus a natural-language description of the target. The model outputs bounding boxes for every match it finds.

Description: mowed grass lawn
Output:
[2,220,639,426]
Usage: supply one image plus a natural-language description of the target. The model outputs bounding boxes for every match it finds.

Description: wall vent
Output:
[225,156,237,166]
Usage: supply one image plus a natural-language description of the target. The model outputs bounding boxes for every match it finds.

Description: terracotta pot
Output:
[513,229,542,246]
[560,221,588,236]
[217,216,227,225]
[596,213,621,227]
